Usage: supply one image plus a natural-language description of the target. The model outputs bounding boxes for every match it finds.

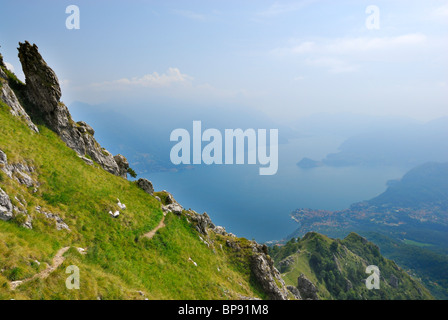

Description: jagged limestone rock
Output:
[0,188,13,221]
[0,149,38,188]
[113,154,129,178]
[278,256,295,273]
[160,191,184,215]
[35,205,70,231]
[286,285,302,300]
[16,41,127,178]
[137,178,154,195]
[226,239,241,251]
[190,212,215,235]
[297,274,319,300]
[76,121,95,135]
[213,225,227,236]
[250,251,289,300]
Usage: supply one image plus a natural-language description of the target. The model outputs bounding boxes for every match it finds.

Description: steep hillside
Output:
[0,42,291,300]
[368,162,448,209]
[269,233,433,300]
[288,161,448,299]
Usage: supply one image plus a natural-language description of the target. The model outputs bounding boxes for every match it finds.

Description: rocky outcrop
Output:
[278,256,295,273]
[389,274,399,288]
[0,188,13,221]
[286,285,302,300]
[15,41,128,178]
[0,56,38,132]
[297,274,319,300]
[137,178,154,195]
[190,212,215,235]
[113,155,129,178]
[250,251,289,300]
[160,191,184,215]
[35,206,70,231]
[0,149,38,188]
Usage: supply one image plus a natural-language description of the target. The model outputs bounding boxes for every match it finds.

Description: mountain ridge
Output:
[0,41,290,300]
[0,41,433,300]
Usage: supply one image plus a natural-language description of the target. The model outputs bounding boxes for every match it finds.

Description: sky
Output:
[0,0,447,123]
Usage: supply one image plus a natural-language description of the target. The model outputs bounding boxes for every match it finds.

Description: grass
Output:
[402,239,433,248]
[0,100,266,300]
[270,233,433,300]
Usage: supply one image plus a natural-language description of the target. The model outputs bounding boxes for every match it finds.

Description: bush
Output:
[127,167,137,178]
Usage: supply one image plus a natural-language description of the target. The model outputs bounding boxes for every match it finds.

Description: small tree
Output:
[127,167,137,178]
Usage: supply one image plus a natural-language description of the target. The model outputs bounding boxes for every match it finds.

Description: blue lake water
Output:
[142,136,407,242]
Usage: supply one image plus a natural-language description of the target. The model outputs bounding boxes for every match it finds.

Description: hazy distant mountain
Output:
[294,113,419,138]
[70,101,293,173]
[369,162,448,209]
[297,117,448,169]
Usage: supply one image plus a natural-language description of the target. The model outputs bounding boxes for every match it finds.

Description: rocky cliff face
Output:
[7,41,128,178]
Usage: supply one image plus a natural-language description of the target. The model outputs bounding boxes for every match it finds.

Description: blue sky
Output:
[1,0,447,122]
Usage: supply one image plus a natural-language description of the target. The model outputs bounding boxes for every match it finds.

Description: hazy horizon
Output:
[1,0,447,124]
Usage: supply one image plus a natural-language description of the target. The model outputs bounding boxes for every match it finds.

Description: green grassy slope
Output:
[0,95,269,299]
[269,232,433,300]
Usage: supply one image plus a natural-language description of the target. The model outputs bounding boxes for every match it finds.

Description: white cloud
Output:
[175,10,206,21]
[433,4,448,18]
[91,68,193,90]
[305,58,358,74]
[272,33,427,56]
[256,0,315,17]
[270,33,429,73]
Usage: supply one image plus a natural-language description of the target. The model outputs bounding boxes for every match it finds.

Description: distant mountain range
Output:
[286,162,448,299]
[69,100,294,174]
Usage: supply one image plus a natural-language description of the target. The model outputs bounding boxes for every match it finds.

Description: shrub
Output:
[127,167,137,178]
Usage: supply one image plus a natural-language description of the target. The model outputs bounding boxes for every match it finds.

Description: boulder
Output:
[137,178,154,195]
[297,274,319,300]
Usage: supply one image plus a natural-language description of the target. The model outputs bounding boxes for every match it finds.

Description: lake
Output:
[141,135,408,242]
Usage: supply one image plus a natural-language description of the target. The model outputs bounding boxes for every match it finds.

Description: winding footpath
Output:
[143,215,166,239]
[10,246,70,290]
[10,215,166,290]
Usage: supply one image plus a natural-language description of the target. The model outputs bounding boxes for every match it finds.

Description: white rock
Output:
[109,210,120,218]
[188,257,198,267]
[117,198,126,210]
